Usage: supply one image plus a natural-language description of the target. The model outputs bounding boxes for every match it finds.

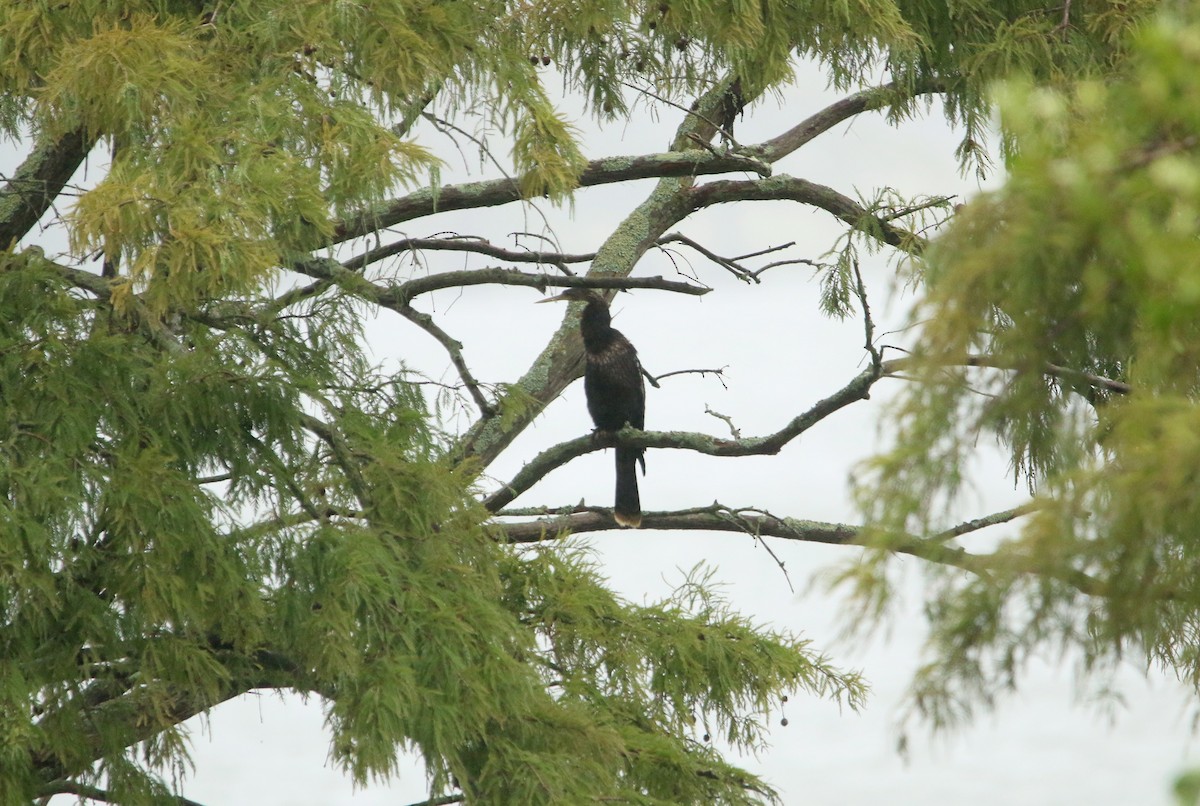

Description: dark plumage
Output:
[539,287,645,527]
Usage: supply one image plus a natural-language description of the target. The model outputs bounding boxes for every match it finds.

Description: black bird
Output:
[539,288,645,527]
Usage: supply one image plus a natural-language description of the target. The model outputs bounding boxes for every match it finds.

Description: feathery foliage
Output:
[858,9,1200,731]
[0,0,1171,803]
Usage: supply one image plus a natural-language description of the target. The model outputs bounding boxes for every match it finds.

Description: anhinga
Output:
[539,288,645,527]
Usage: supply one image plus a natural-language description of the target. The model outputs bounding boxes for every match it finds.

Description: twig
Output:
[750,257,823,281]
[659,232,756,283]
[732,241,796,261]
[850,256,879,368]
[713,505,794,592]
[393,304,496,417]
[704,406,741,439]
[383,268,710,306]
[647,366,728,390]
[878,195,957,223]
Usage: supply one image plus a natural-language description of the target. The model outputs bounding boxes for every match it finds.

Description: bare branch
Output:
[758,80,945,163]
[483,366,879,512]
[390,268,711,305]
[343,235,597,273]
[333,150,773,244]
[393,303,496,417]
[647,366,728,390]
[37,781,208,806]
[932,503,1040,543]
[494,502,1106,596]
[705,406,741,439]
[295,256,709,305]
[659,232,757,282]
[688,176,926,255]
[750,257,824,280]
[850,256,880,367]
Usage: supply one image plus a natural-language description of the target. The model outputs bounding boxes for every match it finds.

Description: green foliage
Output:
[0,0,1172,802]
[857,11,1200,731]
[1176,768,1200,806]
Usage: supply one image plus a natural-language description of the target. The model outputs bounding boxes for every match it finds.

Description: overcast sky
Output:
[15,59,1200,805]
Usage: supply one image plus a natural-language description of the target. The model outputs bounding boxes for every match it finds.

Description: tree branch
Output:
[758,80,944,163]
[386,268,711,306]
[36,780,207,806]
[332,150,772,243]
[343,235,597,273]
[688,176,926,255]
[483,365,880,512]
[393,303,497,416]
[0,127,94,248]
[34,648,302,782]
[493,503,1106,596]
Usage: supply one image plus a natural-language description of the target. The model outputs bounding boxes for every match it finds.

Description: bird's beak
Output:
[536,292,571,304]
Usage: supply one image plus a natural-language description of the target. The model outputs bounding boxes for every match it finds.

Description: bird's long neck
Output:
[579,300,616,353]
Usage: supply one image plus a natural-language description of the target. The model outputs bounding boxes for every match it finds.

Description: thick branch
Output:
[34,648,301,782]
[483,366,879,512]
[758,81,944,163]
[388,269,711,306]
[496,506,997,579]
[494,503,1106,596]
[333,150,771,243]
[688,176,926,255]
[0,127,93,248]
[37,781,207,806]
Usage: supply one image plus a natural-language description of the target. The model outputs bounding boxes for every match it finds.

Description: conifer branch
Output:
[385,269,710,306]
[332,150,772,242]
[758,80,946,162]
[393,303,497,417]
[495,503,1106,596]
[343,235,596,272]
[36,780,208,806]
[483,366,880,512]
[688,176,926,254]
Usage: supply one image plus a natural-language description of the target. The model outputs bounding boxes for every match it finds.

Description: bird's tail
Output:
[614,446,642,528]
